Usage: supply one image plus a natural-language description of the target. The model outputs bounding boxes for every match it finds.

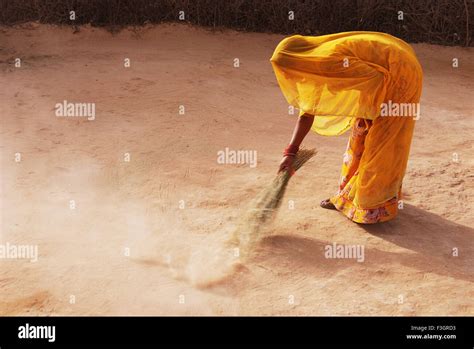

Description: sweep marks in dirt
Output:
[129,149,317,289]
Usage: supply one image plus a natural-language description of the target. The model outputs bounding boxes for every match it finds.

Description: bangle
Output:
[283,144,299,157]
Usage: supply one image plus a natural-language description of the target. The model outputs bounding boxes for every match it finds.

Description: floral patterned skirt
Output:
[330,118,401,224]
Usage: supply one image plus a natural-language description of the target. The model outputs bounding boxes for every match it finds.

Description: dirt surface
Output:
[0,23,473,315]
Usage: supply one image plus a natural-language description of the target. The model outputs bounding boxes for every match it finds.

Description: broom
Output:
[229,148,317,258]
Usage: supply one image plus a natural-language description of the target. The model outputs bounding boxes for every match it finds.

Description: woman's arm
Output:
[278,113,315,173]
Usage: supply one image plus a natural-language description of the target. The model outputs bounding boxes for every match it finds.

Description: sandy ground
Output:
[0,23,473,315]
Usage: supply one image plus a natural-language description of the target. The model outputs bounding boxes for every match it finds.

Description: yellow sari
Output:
[270,32,423,223]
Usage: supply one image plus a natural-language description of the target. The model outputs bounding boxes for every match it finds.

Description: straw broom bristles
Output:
[229,148,317,258]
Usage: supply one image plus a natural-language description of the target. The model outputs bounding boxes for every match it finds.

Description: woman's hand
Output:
[278,155,295,173]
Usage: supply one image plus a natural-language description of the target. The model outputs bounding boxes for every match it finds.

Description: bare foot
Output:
[320,198,336,210]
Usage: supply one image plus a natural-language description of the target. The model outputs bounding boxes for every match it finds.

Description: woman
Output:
[271,32,423,224]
